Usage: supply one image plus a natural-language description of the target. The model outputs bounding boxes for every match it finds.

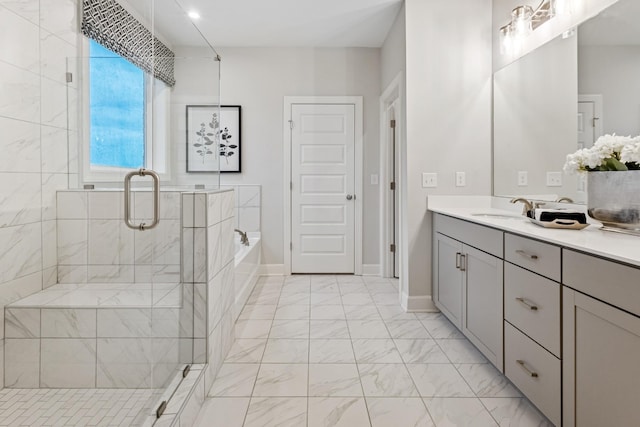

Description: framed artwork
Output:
[186,105,242,173]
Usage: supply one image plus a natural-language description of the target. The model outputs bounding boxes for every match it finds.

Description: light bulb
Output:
[511,5,534,38]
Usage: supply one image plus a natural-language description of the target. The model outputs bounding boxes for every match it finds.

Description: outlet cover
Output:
[517,171,528,186]
[546,171,562,187]
[422,173,437,188]
[455,172,466,187]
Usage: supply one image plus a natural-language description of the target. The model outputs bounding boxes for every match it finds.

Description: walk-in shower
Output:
[0,0,228,425]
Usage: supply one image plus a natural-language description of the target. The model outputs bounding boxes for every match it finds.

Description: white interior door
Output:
[291,103,355,273]
[578,101,596,149]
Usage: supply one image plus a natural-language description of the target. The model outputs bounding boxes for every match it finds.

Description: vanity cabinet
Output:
[433,214,504,370]
[562,249,640,427]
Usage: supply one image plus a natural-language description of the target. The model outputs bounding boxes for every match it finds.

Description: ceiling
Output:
[141,0,403,48]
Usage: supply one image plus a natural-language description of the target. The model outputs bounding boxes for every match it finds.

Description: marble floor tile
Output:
[335,275,364,284]
[311,304,346,320]
[308,364,363,397]
[235,319,273,339]
[269,319,309,339]
[274,305,310,320]
[366,397,435,427]
[372,293,399,305]
[348,320,391,339]
[437,339,487,364]
[480,397,553,427]
[224,339,267,363]
[377,305,418,321]
[310,293,342,305]
[243,397,307,427]
[344,304,382,320]
[310,320,350,339]
[278,292,310,306]
[195,397,250,427]
[423,397,498,427]
[395,339,450,364]
[238,304,277,320]
[252,364,308,397]
[308,397,371,427]
[261,339,309,363]
[352,339,403,363]
[309,339,356,364]
[310,282,341,293]
[339,284,370,296]
[385,320,431,339]
[358,364,419,397]
[421,316,465,339]
[310,275,337,286]
[340,293,375,306]
[456,364,522,398]
[208,364,260,397]
[284,275,311,285]
[407,364,475,398]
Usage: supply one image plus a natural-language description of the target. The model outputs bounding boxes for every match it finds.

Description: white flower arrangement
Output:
[563,134,640,174]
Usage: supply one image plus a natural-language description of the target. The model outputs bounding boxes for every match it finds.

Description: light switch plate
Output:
[422,173,437,188]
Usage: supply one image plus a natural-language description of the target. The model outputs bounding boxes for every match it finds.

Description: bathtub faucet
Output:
[234,229,250,246]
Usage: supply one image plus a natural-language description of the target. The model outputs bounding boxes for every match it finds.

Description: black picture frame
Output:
[186,105,242,173]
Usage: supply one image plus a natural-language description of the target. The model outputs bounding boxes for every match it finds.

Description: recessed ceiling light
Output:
[188,10,200,20]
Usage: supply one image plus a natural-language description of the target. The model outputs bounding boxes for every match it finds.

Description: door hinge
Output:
[289,120,294,129]
[593,117,600,128]
[390,244,396,253]
[290,242,293,250]
[290,181,293,190]
[390,182,396,191]
[65,72,73,83]
[390,119,396,129]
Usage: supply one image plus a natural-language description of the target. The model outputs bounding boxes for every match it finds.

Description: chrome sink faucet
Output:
[234,229,249,246]
[510,198,533,216]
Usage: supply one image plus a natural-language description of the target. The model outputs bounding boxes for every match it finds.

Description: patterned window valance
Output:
[81,0,176,87]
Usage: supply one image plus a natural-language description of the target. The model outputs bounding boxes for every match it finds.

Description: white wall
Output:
[493,0,619,71]
[0,0,79,387]
[579,45,640,136]
[171,47,382,266]
[381,5,406,91]
[403,0,493,310]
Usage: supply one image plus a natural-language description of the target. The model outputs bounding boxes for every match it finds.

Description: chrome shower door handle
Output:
[124,168,160,231]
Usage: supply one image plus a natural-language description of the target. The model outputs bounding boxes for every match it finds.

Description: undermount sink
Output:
[471,213,524,220]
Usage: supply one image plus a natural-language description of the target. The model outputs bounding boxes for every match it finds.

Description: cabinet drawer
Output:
[505,233,560,281]
[505,263,561,357]
[563,249,640,316]
[434,214,503,258]
[505,322,561,427]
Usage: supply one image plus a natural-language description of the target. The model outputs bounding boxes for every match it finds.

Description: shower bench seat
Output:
[4,282,184,389]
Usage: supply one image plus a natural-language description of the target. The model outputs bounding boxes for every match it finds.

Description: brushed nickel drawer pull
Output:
[515,297,539,311]
[516,359,539,378]
[515,249,539,260]
[459,254,467,271]
[455,252,461,269]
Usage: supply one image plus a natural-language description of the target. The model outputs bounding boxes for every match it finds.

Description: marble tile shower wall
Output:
[224,185,261,232]
[0,0,80,388]
[56,190,183,284]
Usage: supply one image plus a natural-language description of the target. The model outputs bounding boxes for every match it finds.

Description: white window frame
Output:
[80,37,171,184]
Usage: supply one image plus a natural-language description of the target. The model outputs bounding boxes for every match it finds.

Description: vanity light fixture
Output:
[499,0,581,55]
[188,10,201,20]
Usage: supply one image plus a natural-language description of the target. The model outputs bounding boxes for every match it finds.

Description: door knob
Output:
[346,194,353,200]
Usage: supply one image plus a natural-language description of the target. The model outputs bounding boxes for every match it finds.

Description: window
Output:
[83,40,169,181]
[89,40,145,169]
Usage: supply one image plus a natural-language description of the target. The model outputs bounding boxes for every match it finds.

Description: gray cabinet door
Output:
[563,288,640,427]
[434,233,463,328]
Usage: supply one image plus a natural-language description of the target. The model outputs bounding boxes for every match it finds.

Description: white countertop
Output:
[427,196,640,268]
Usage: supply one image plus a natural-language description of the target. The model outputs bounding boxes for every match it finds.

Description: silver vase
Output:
[587,170,640,233]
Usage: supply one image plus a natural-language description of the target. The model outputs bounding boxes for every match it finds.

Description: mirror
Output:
[493,0,640,203]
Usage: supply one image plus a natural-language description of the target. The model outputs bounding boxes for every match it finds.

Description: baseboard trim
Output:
[400,292,438,312]
[259,264,285,276]
[362,264,381,276]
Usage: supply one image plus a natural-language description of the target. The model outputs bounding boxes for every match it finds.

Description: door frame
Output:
[578,94,604,146]
[379,74,404,279]
[283,96,364,276]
